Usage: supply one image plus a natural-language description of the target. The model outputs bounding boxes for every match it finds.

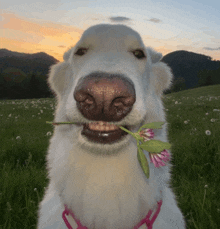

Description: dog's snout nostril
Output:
[114,101,123,107]
[74,92,87,102]
[85,97,94,105]
[74,73,136,121]
[74,93,94,105]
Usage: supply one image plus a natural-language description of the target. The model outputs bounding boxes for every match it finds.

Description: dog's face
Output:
[48,24,172,150]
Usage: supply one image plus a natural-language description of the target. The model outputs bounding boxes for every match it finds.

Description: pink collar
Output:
[62,200,162,229]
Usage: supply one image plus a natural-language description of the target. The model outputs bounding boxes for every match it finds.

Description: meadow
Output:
[0,84,220,229]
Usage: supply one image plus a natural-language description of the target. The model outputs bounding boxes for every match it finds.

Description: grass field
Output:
[0,84,220,229]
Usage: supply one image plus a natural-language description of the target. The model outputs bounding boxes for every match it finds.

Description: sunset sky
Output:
[1,0,220,61]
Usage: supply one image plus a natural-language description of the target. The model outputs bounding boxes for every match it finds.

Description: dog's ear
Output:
[147,47,173,97]
[63,48,72,61]
[48,61,71,100]
[146,47,162,64]
[47,48,74,99]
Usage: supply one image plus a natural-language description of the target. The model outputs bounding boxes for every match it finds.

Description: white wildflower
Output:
[205,130,211,135]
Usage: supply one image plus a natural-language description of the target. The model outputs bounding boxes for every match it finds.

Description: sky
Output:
[1,0,220,61]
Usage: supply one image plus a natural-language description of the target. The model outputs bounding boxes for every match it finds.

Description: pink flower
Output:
[149,149,170,168]
[139,129,154,141]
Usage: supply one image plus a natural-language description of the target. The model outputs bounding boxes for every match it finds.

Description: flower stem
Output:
[118,126,136,137]
[46,121,75,125]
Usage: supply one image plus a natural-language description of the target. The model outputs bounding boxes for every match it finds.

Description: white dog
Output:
[38,24,185,229]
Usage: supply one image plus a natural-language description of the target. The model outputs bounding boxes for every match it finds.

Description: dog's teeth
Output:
[89,123,94,129]
[95,125,100,131]
[109,125,115,131]
[100,125,105,131]
[105,126,110,131]
[88,122,119,131]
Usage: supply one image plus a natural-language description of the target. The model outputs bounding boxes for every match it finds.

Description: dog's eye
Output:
[75,48,88,56]
[132,49,146,59]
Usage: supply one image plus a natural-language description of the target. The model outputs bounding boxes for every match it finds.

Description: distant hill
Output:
[0,49,219,90]
[0,49,59,76]
[162,50,220,89]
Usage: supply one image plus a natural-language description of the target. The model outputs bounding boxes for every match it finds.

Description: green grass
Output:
[0,84,220,229]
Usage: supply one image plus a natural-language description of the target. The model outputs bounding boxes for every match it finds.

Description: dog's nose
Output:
[74,72,136,121]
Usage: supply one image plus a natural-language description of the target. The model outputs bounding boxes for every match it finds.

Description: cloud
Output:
[203,47,220,51]
[148,18,162,23]
[109,16,131,22]
[1,12,83,61]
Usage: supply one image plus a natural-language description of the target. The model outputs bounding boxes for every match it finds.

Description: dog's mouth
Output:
[82,121,128,144]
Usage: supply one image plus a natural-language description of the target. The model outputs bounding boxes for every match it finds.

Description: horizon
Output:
[1,47,219,63]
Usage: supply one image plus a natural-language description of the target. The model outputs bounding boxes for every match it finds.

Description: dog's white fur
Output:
[38,24,185,229]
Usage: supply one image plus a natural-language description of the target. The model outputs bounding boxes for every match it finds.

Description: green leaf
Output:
[137,148,149,178]
[140,140,171,153]
[138,122,165,132]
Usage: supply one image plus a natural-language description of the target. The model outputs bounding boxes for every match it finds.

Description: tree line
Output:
[0,68,54,100]
[164,65,220,94]
[0,65,220,100]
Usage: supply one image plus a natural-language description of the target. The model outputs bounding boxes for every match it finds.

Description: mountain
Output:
[0,49,59,75]
[161,50,220,89]
[0,49,219,90]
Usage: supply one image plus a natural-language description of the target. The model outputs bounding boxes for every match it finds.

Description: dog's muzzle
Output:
[74,72,135,144]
